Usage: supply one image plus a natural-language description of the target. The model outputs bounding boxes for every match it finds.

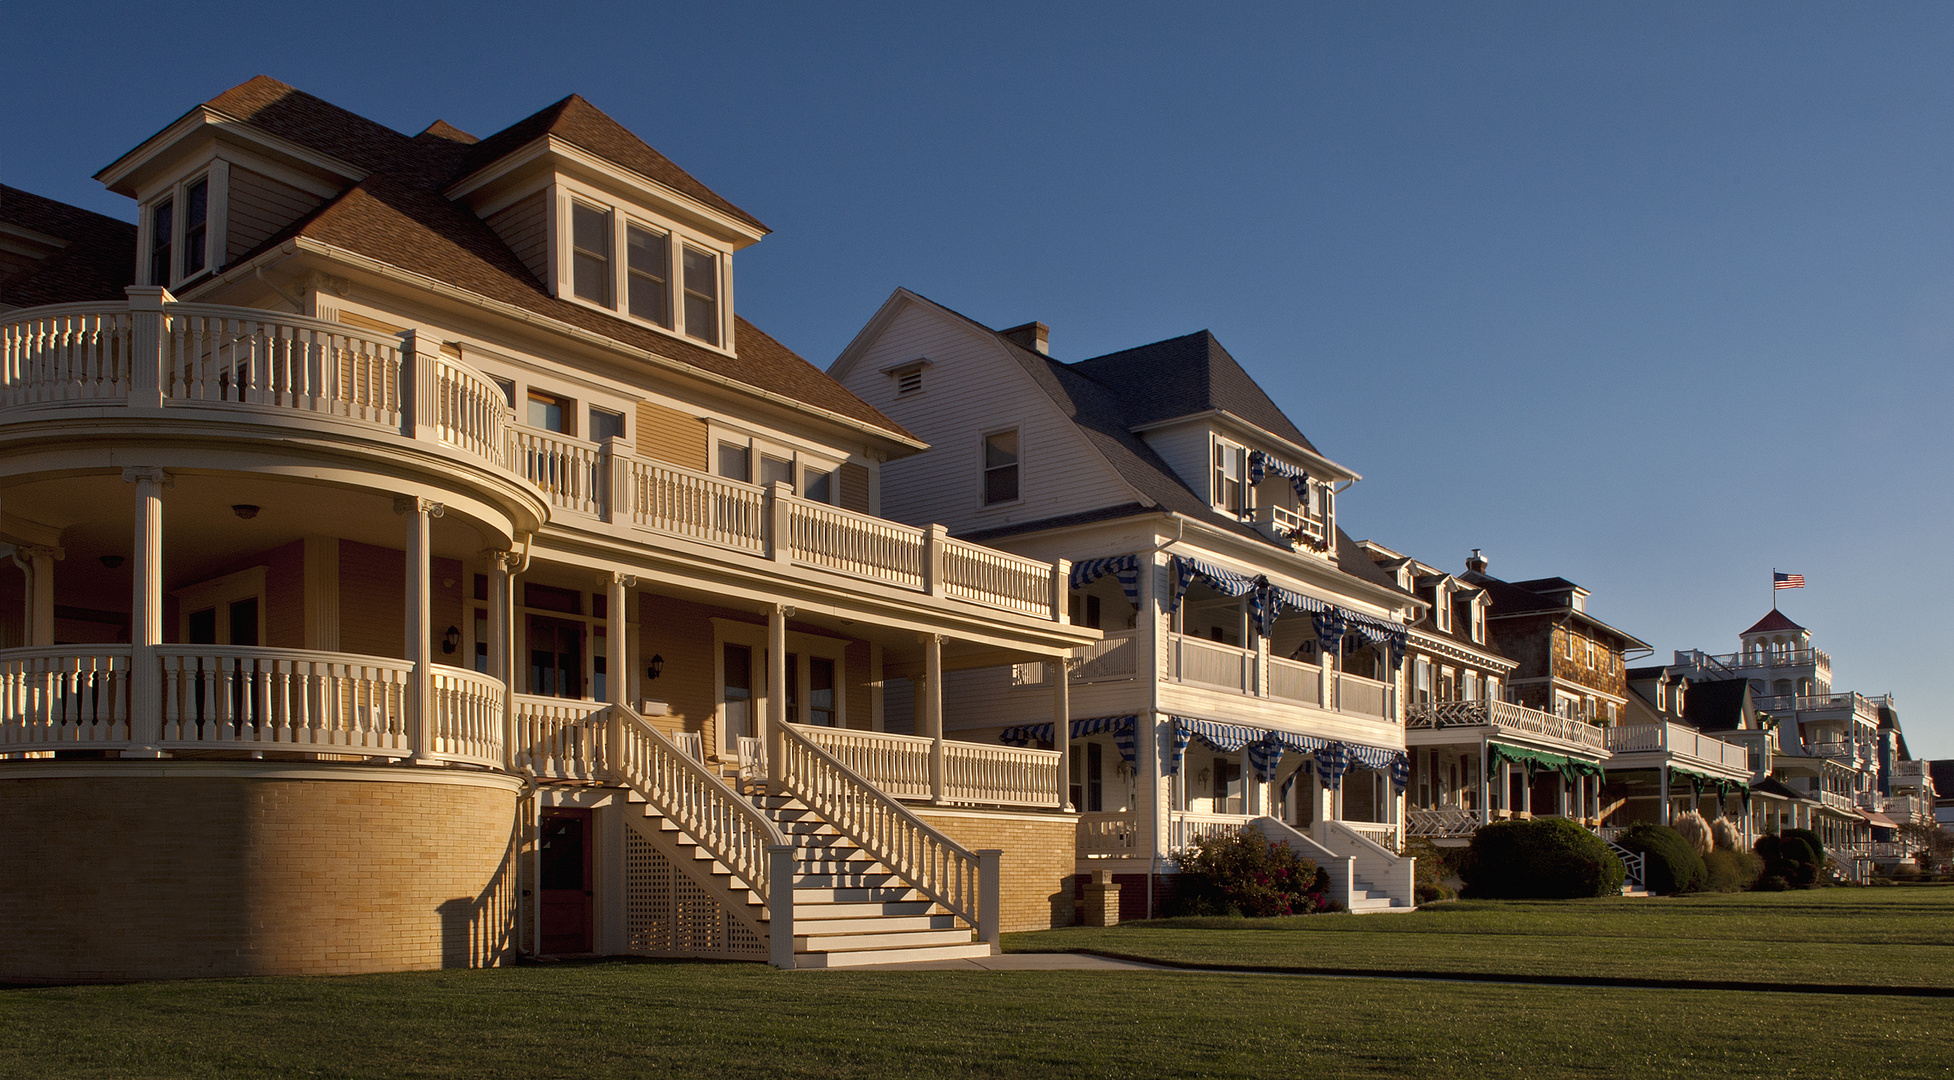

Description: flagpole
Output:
[1771,568,1777,611]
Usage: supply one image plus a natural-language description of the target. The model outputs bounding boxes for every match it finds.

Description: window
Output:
[807,657,836,727]
[1564,631,1574,660]
[682,246,719,345]
[1071,742,1106,813]
[588,408,623,443]
[1438,667,1456,702]
[625,223,671,326]
[1486,676,1501,703]
[1469,601,1484,644]
[802,467,834,503]
[759,455,794,490]
[181,178,208,279]
[1212,755,1244,814]
[1213,439,1245,513]
[1462,670,1480,702]
[1434,589,1451,633]
[723,643,754,747]
[527,391,566,433]
[983,430,1020,504]
[1069,593,1102,629]
[571,203,613,306]
[717,441,751,482]
[1414,657,1433,705]
[148,198,174,287]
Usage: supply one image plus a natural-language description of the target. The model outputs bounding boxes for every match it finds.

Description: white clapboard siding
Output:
[486,191,550,285]
[835,300,1138,536]
[1136,422,1216,507]
[226,167,330,263]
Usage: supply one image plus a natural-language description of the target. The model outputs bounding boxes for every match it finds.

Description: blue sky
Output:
[7,2,1950,754]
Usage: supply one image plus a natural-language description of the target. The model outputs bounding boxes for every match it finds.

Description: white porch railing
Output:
[155,646,413,756]
[1335,672,1388,719]
[1267,654,1322,705]
[1407,699,1609,753]
[605,705,785,904]
[773,723,990,939]
[511,694,606,779]
[1072,630,1138,682]
[0,646,133,749]
[1405,807,1478,839]
[512,425,604,517]
[623,458,769,553]
[1604,722,1749,774]
[789,500,925,588]
[429,666,506,767]
[1079,811,1142,857]
[942,541,1053,617]
[791,724,1061,809]
[1168,811,1252,854]
[1170,634,1249,692]
[0,305,135,406]
[432,356,508,467]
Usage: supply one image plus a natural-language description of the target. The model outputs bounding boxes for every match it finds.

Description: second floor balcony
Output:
[1406,698,1608,755]
[1604,721,1751,777]
[1167,633,1390,720]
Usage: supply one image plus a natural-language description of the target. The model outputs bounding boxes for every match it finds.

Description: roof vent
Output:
[1000,321,1049,355]
[1466,548,1488,574]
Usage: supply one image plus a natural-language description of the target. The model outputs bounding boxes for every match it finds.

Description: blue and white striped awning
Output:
[1069,554,1141,607]
[1251,583,1406,669]
[998,715,1137,763]
[1248,450,1312,501]
[1169,555,1259,612]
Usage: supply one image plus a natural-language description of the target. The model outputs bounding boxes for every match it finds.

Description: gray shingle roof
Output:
[1068,330,1319,453]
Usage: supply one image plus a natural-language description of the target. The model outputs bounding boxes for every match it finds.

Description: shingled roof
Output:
[0,185,136,309]
[1068,330,1319,453]
[1743,609,1805,635]
[179,77,897,439]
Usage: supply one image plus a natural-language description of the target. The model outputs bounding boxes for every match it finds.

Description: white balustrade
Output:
[512,425,604,516]
[155,647,411,755]
[1267,654,1322,704]
[428,666,506,767]
[0,646,132,750]
[943,740,1061,808]
[1168,811,1252,853]
[1604,722,1750,773]
[1405,807,1478,838]
[1171,634,1249,692]
[606,706,785,903]
[788,499,926,588]
[624,458,768,553]
[792,725,932,800]
[1079,811,1142,857]
[0,306,134,406]
[511,694,606,779]
[433,357,508,467]
[1072,630,1138,682]
[941,539,1052,616]
[164,304,402,426]
[774,723,985,933]
[1408,699,1610,753]
[1336,672,1388,718]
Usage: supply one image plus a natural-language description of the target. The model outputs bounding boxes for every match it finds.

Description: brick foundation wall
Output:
[0,764,522,983]
[912,808,1076,931]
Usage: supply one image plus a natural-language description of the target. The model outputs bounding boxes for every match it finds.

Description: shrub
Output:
[1782,828,1826,864]
[1620,824,1708,895]
[1169,831,1321,917]
[1404,837,1459,904]
[1757,832,1824,888]
[1673,811,1715,857]
[1704,848,1763,892]
[1460,818,1625,899]
[1754,873,1790,892]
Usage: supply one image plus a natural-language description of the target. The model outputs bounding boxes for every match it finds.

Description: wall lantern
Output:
[442,625,460,654]
[232,504,260,520]
[646,653,665,680]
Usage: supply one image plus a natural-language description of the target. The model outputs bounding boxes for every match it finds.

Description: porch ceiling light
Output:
[99,555,124,569]
[646,653,664,680]
[232,504,260,520]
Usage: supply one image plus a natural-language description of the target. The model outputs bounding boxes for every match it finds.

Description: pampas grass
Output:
[1674,810,1715,856]
[1711,817,1741,852]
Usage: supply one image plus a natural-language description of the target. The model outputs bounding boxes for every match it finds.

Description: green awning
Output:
[1488,741,1605,781]
[1666,765,1749,796]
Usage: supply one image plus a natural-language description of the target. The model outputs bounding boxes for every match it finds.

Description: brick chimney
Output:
[1000,321,1049,355]
[1466,548,1488,575]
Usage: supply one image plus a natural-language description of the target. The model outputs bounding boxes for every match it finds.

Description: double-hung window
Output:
[571,203,613,306]
[682,246,720,345]
[149,198,174,287]
[1213,439,1245,514]
[626,223,671,326]
[146,174,212,289]
[983,430,1020,505]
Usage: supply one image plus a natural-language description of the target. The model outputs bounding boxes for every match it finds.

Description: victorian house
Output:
[0,78,1106,982]
[831,293,1421,913]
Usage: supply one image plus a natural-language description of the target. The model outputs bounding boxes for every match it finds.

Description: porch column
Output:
[1520,767,1532,816]
[123,468,169,756]
[396,497,442,761]
[925,632,945,804]
[765,604,787,779]
[18,545,60,647]
[487,550,518,771]
[1052,652,1072,811]
[1659,768,1671,825]
[1479,743,1492,825]
[606,572,633,705]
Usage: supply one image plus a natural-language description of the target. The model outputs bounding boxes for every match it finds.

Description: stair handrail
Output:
[772,721,985,933]
[603,705,787,903]
[1604,838,1646,890]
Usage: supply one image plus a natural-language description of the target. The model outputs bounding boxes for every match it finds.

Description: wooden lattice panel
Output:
[625,830,766,960]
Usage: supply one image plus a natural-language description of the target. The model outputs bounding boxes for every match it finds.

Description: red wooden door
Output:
[539,809,593,954]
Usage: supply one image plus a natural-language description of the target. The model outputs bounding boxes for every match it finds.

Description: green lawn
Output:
[2,963,1950,1080]
[1005,887,1954,990]
[5,890,1950,1079]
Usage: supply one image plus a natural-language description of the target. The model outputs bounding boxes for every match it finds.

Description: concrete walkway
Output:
[820,953,1174,972]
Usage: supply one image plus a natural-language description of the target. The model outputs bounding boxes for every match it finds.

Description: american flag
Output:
[1774,572,1805,590]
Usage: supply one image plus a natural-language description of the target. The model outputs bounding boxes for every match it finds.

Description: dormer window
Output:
[144,172,214,289]
[1434,588,1451,633]
[1469,599,1485,644]
[555,190,731,349]
[1212,438,1246,514]
[571,202,613,306]
[626,223,671,326]
[682,246,721,346]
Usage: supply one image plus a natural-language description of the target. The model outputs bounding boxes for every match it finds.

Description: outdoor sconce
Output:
[645,653,665,680]
[99,555,124,569]
[232,504,260,520]
[442,625,460,654]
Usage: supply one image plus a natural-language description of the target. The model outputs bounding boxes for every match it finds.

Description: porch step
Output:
[793,900,936,919]
[794,913,959,935]
[793,942,997,969]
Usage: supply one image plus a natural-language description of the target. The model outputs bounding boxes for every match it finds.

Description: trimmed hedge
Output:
[1756,831,1824,888]
[1168,831,1324,917]
[1460,818,1625,899]
[1620,824,1708,895]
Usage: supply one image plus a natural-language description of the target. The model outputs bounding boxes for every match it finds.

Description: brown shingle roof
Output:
[456,95,766,233]
[0,185,136,308]
[188,78,897,440]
